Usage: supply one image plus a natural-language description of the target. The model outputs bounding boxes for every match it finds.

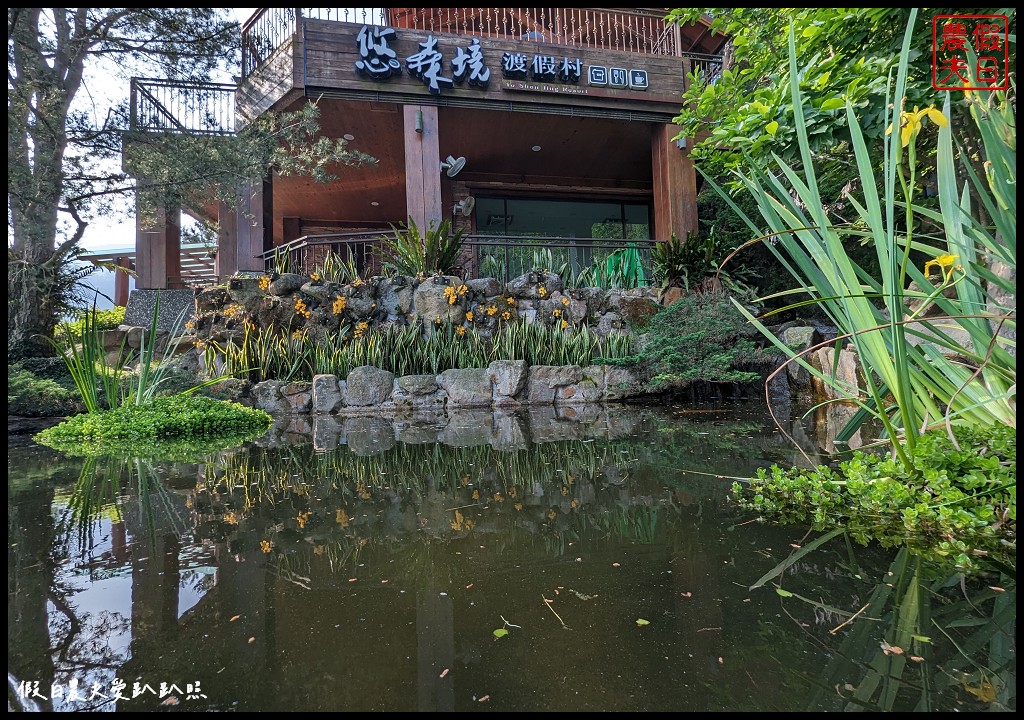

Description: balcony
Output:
[241,7,723,84]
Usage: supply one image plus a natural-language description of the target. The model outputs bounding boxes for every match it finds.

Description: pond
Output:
[8,402,1015,712]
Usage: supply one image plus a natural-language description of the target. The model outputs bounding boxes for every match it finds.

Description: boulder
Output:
[467,277,503,298]
[506,270,563,299]
[311,374,343,414]
[604,365,645,400]
[413,275,466,324]
[397,374,439,396]
[268,273,306,296]
[488,359,527,400]
[252,380,289,414]
[440,367,492,407]
[345,366,395,406]
[526,365,583,405]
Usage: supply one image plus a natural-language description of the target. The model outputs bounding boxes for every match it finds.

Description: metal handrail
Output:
[129,77,237,135]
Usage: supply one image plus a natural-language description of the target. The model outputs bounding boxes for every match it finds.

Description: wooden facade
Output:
[131,8,727,286]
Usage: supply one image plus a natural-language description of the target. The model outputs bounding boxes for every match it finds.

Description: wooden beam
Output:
[651,124,698,242]
[404,104,443,232]
[216,200,238,279]
[114,257,132,307]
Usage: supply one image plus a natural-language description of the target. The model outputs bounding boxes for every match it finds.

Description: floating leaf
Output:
[635,618,650,626]
[493,628,509,638]
[775,588,794,597]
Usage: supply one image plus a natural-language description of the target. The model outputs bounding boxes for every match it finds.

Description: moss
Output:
[8,369,84,417]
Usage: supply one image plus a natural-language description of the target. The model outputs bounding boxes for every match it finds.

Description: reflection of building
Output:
[122,8,727,289]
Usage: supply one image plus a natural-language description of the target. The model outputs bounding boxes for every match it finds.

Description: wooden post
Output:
[404,105,443,234]
[135,198,180,289]
[651,123,698,242]
[114,257,132,307]
[216,200,238,279]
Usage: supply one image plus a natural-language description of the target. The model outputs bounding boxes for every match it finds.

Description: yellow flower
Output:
[260,539,272,553]
[501,310,512,320]
[332,295,347,314]
[924,253,959,278]
[258,275,271,291]
[552,308,562,317]
[472,489,480,501]
[514,502,523,512]
[493,492,504,503]
[294,298,307,316]
[336,508,350,527]
[457,284,468,296]
[886,104,948,148]
[561,297,570,306]
[223,512,239,525]
[466,310,474,322]
[538,286,547,296]
[296,510,312,529]
[487,305,498,316]
[456,325,466,336]
[310,272,321,282]
[352,277,363,287]
[506,296,516,305]
[434,316,442,325]
[561,319,569,329]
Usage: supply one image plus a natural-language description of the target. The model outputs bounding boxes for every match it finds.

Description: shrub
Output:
[732,424,1016,573]
[608,291,762,390]
[377,217,466,277]
[8,369,84,417]
[56,306,126,342]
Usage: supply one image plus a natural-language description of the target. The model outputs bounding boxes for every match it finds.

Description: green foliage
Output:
[56,306,126,342]
[8,369,84,417]
[33,394,272,446]
[47,303,126,413]
[609,291,762,389]
[315,250,362,284]
[576,245,648,290]
[651,230,758,298]
[721,17,1016,464]
[205,317,634,383]
[377,217,466,277]
[666,8,1008,182]
[732,424,1016,573]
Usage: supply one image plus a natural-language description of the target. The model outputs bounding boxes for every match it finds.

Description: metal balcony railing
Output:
[129,78,236,136]
[259,231,657,286]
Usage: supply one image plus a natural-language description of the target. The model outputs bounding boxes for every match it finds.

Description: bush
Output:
[732,424,1016,573]
[33,394,272,445]
[8,369,84,417]
[607,291,763,390]
[56,306,126,342]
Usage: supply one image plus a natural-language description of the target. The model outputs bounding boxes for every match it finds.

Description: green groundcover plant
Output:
[733,423,1015,574]
[33,394,271,446]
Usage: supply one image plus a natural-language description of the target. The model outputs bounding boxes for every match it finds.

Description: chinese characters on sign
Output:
[356,25,492,95]
[932,14,1009,90]
[354,25,649,96]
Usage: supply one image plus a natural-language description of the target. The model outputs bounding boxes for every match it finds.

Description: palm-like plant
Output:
[377,216,466,277]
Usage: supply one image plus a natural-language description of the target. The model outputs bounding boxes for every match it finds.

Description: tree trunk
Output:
[8,244,61,360]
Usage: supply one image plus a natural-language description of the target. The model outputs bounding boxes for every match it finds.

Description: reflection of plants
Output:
[733,424,1015,573]
[766,542,1016,711]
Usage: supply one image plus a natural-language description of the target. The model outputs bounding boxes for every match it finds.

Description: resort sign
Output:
[354,25,648,98]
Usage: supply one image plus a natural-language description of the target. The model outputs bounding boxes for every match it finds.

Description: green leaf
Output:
[766,120,779,137]
[819,97,845,111]
[492,628,509,638]
[635,618,650,626]
[776,588,794,597]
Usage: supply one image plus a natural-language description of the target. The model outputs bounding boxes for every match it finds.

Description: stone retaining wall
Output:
[214,361,647,416]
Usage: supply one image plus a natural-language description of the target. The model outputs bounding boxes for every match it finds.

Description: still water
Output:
[8,402,1015,712]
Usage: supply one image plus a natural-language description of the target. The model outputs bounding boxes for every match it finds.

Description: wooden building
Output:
[127,8,727,288]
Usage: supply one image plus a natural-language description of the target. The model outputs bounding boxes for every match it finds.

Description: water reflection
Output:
[7,403,1014,712]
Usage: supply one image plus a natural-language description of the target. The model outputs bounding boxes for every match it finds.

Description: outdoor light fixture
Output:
[531,145,542,152]
[440,155,466,177]
[343,133,355,141]
[675,137,687,150]
[415,109,423,133]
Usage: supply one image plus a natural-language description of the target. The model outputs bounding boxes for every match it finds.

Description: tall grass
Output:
[204,317,634,383]
[713,13,1015,465]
